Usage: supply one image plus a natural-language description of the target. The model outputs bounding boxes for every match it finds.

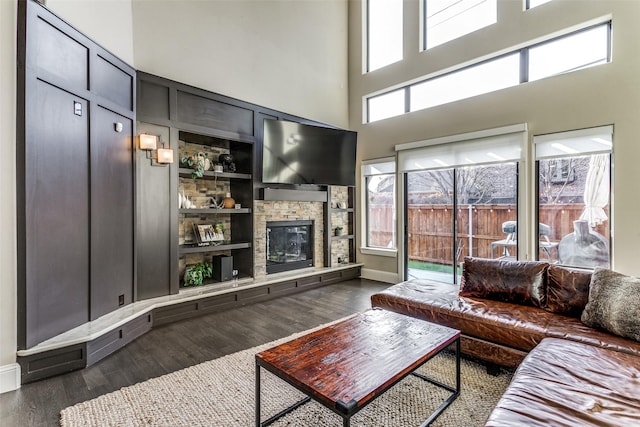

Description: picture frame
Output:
[193,223,224,245]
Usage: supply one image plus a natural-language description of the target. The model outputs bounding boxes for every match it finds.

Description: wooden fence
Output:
[369,204,609,266]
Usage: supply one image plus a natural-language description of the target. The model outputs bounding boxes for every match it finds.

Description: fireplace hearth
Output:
[266,220,314,274]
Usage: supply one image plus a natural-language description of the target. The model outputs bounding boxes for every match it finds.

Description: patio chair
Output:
[491,221,556,259]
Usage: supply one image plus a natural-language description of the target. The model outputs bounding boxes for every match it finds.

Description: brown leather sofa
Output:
[371,257,640,425]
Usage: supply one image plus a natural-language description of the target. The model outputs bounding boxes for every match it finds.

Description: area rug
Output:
[60,323,513,427]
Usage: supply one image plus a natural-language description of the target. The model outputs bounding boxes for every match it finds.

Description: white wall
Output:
[47,0,349,127]
[349,0,640,277]
[46,0,135,66]
[0,0,18,393]
[131,0,349,127]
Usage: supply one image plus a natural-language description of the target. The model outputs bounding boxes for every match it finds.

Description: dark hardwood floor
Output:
[0,279,390,426]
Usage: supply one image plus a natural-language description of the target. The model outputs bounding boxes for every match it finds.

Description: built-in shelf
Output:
[179,208,251,214]
[331,208,354,213]
[332,234,355,240]
[178,168,251,181]
[178,242,252,254]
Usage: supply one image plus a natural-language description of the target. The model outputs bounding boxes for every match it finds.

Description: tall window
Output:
[527,0,553,9]
[362,159,396,252]
[367,0,403,72]
[397,126,524,284]
[424,0,497,50]
[535,126,612,269]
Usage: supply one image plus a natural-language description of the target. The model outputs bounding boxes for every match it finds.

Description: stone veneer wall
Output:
[254,201,325,279]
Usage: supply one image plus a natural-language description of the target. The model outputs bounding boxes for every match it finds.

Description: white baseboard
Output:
[360,268,399,284]
[0,363,20,394]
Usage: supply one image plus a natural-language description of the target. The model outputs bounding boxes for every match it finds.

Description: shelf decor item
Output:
[183,262,212,287]
[222,192,235,208]
[218,153,236,173]
[180,152,208,179]
[210,195,224,209]
[334,226,344,236]
[194,223,224,245]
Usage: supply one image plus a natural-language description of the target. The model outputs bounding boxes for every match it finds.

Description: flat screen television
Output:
[262,119,357,186]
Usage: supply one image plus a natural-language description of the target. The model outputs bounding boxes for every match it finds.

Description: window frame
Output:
[534,125,613,269]
[361,157,398,257]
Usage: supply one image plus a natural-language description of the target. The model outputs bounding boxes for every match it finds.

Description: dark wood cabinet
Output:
[16,2,359,370]
[137,73,259,290]
[17,0,136,348]
[25,80,90,347]
[90,108,134,319]
[135,122,174,300]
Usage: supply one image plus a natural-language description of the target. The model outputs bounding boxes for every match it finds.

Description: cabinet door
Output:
[90,107,134,320]
[25,81,90,347]
[136,122,173,299]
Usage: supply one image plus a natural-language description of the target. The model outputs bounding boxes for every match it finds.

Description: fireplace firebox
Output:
[266,220,313,274]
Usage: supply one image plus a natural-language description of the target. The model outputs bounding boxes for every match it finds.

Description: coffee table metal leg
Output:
[255,363,313,427]
[255,363,261,427]
[413,337,460,427]
[455,337,460,394]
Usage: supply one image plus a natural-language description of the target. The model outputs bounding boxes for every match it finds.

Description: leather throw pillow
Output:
[581,267,640,342]
[545,265,592,317]
[459,257,548,307]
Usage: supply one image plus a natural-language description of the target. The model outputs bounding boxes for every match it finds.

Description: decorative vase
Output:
[204,158,211,171]
[222,192,235,209]
[218,153,236,172]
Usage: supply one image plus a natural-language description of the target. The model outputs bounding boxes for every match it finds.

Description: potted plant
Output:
[183,262,213,287]
[214,223,225,240]
[334,226,344,236]
[180,152,208,179]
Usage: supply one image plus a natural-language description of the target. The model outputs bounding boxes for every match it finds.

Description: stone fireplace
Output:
[266,220,314,274]
[254,200,324,278]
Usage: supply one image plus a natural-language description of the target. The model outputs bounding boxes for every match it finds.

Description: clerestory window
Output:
[366,0,403,72]
[423,0,497,50]
[367,21,611,123]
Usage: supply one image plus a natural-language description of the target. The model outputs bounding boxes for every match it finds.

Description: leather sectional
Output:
[371,257,640,425]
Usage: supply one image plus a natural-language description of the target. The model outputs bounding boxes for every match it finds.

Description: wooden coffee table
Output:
[255,308,460,426]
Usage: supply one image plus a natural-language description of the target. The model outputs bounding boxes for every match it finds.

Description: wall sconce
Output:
[157,146,174,164]
[138,133,174,166]
[139,133,158,150]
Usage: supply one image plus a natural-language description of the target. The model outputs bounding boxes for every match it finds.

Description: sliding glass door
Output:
[406,169,455,282]
[405,164,518,284]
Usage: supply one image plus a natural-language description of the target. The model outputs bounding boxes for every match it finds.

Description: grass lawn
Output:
[408,260,455,274]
